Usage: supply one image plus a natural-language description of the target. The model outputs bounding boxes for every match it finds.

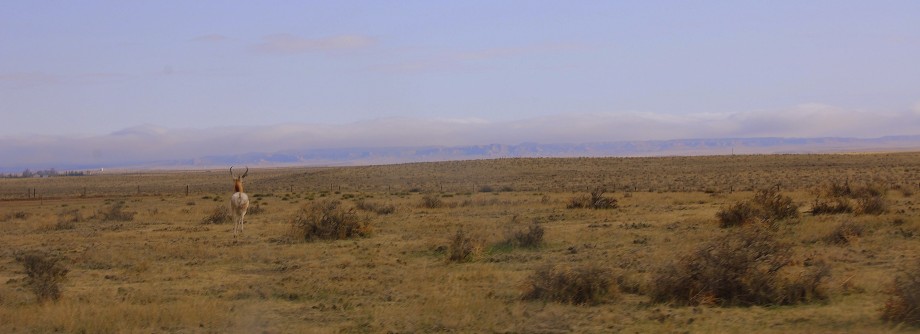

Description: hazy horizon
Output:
[3,2,920,168]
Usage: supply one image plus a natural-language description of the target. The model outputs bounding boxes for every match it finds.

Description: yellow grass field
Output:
[2,152,920,333]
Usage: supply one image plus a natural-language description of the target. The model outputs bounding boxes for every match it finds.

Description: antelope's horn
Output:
[230,166,235,178]
[242,167,249,178]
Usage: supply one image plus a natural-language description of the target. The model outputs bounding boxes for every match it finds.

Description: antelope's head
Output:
[230,166,249,193]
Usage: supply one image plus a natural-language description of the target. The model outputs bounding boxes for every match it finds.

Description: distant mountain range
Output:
[9,135,914,173]
[2,135,919,173]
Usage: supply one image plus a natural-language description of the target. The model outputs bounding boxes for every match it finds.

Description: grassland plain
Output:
[1,153,920,333]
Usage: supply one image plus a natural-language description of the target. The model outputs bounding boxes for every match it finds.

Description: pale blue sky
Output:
[2,1,920,140]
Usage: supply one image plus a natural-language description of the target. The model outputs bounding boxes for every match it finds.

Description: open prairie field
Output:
[3,152,920,333]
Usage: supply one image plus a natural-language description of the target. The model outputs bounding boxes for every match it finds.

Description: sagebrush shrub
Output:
[810,197,853,215]
[717,188,798,227]
[289,200,370,241]
[567,188,617,209]
[56,208,82,230]
[355,199,396,215]
[420,194,444,209]
[823,221,864,245]
[101,201,135,222]
[511,223,545,248]
[521,263,616,305]
[201,205,232,224]
[882,261,920,326]
[650,226,829,306]
[811,181,887,216]
[497,220,545,249]
[447,227,483,263]
[15,251,69,303]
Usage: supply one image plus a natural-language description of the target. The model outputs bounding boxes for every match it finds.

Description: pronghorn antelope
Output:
[229,166,250,234]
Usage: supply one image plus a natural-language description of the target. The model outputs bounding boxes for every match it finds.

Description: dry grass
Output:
[1,153,920,332]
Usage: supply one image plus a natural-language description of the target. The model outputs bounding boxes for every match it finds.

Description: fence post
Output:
[186,185,190,196]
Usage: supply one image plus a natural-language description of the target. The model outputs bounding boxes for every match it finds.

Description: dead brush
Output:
[811,181,888,216]
[567,188,618,209]
[521,263,617,305]
[717,188,798,227]
[649,225,829,306]
[289,200,371,241]
[15,250,69,303]
[355,199,396,215]
[201,205,233,224]
[882,261,920,326]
